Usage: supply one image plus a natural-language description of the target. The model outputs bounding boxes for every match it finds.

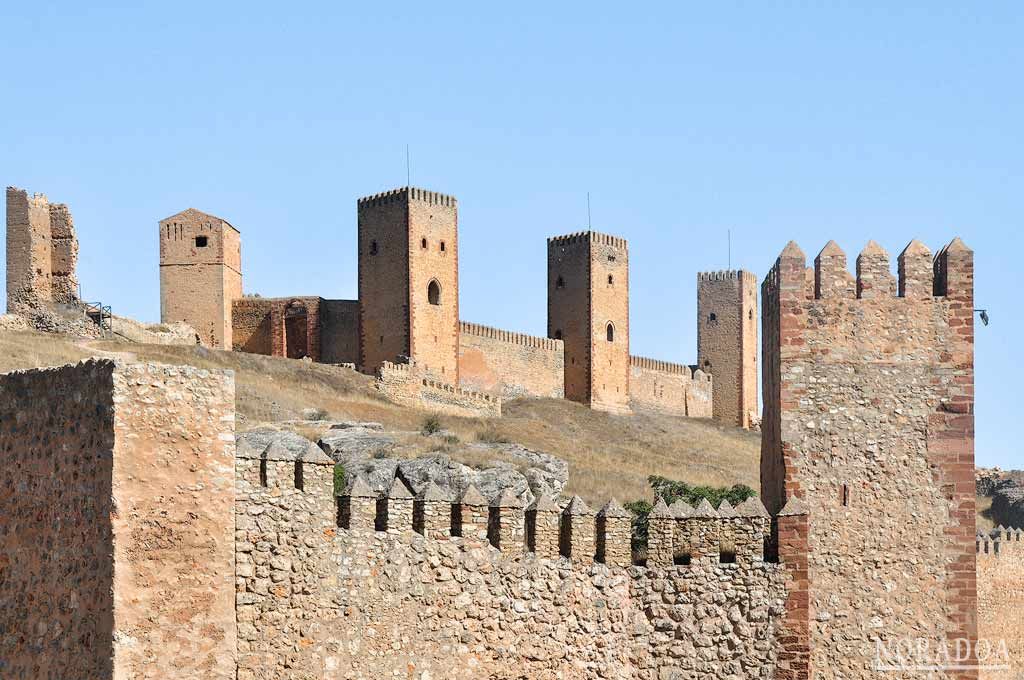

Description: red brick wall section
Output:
[458,321,564,399]
[761,238,977,679]
[320,299,360,365]
[232,297,275,355]
[233,296,321,361]
[774,499,811,680]
[159,208,243,349]
[358,190,410,373]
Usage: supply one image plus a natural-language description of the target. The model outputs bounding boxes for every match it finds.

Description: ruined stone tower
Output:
[357,187,459,380]
[159,208,242,349]
[547,231,630,414]
[761,238,976,678]
[6,187,80,314]
[697,270,758,428]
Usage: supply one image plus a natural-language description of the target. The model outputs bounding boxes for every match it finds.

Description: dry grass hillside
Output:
[0,329,760,505]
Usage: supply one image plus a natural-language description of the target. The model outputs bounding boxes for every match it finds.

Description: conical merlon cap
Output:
[346,476,376,498]
[716,499,737,517]
[417,482,451,502]
[736,497,771,518]
[491,487,523,508]
[900,239,931,257]
[598,498,630,518]
[944,236,972,254]
[527,493,560,512]
[780,241,805,260]
[459,484,487,506]
[859,240,888,258]
[692,498,718,518]
[388,477,413,499]
[670,499,694,518]
[817,240,845,258]
[650,497,673,519]
[563,495,593,516]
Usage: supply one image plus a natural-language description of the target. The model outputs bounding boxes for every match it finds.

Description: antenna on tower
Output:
[587,192,592,230]
[406,145,411,187]
[728,229,732,270]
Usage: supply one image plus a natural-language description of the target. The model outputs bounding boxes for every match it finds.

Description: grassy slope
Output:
[0,329,760,505]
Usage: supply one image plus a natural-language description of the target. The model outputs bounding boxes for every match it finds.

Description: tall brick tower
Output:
[761,238,976,678]
[357,187,459,380]
[159,208,242,349]
[697,270,758,428]
[547,231,630,414]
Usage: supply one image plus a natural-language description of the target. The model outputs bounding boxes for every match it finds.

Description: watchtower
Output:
[357,187,459,380]
[159,208,242,349]
[697,270,758,428]
[547,231,630,414]
[761,238,976,678]
[6,187,53,313]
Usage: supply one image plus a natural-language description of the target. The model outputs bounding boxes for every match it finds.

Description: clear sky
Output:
[1,3,1020,468]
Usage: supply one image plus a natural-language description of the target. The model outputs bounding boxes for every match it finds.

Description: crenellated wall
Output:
[761,238,976,679]
[376,360,502,417]
[977,529,1024,679]
[235,445,808,680]
[458,321,565,399]
[627,355,713,417]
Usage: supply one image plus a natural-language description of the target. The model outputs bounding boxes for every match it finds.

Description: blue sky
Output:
[1,2,1020,468]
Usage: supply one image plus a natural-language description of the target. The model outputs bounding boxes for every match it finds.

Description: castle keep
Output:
[153,186,744,423]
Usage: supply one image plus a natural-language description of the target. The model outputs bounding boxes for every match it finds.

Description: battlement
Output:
[376,359,501,416]
[356,186,457,208]
[761,238,973,302]
[547,230,628,250]
[629,355,692,377]
[460,321,563,351]
[697,269,757,283]
[977,527,1024,557]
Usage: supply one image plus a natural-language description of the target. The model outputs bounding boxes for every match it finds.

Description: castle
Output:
[154,186,755,426]
[3,183,1020,677]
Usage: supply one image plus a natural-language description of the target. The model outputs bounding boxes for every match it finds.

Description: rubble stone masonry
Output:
[376,360,502,418]
[628,355,712,417]
[458,321,565,399]
[6,186,82,313]
[977,530,1024,679]
[761,238,977,679]
[0,360,236,679]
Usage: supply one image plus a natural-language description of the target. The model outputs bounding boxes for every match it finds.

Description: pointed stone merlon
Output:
[237,435,334,521]
[456,484,489,542]
[933,237,973,301]
[488,489,525,556]
[339,476,378,530]
[559,495,595,563]
[596,498,632,568]
[731,498,772,563]
[384,477,414,534]
[646,497,675,568]
[814,241,855,300]
[855,240,895,300]
[762,241,808,304]
[898,240,933,299]
[413,483,452,540]
[526,494,561,559]
[682,499,721,564]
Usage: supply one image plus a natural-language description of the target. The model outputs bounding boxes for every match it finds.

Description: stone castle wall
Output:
[761,238,976,679]
[977,530,1024,679]
[376,360,502,418]
[697,270,757,428]
[5,186,80,314]
[0,360,236,679]
[319,298,360,365]
[628,356,712,417]
[236,447,805,680]
[458,321,565,399]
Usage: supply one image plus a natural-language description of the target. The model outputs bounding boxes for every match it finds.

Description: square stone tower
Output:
[761,238,976,678]
[357,187,459,380]
[547,231,630,414]
[159,208,242,349]
[6,187,81,313]
[697,270,758,428]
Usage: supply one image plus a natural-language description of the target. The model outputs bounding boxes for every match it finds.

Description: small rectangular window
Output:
[195,236,208,248]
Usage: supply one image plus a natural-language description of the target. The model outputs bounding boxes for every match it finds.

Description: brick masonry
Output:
[159,208,242,349]
[697,270,758,428]
[548,231,631,414]
[761,238,977,679]
[0,360,236,679]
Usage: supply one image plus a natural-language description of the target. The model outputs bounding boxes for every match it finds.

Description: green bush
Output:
[421,415,443,435]
[333,464,346,496]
